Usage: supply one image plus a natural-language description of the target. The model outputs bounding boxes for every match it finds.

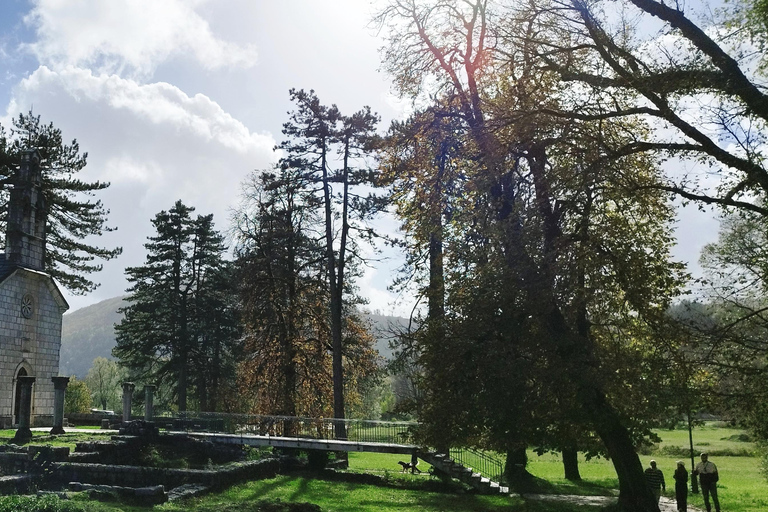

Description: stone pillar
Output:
[144,385,156,421]
[122,382,135,423]
[50,376,70,435]
[13,376,36,444]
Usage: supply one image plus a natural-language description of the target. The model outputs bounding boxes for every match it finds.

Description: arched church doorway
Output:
[14,367,28,425]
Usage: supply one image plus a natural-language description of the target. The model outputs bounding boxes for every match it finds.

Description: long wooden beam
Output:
[179,431,419,455]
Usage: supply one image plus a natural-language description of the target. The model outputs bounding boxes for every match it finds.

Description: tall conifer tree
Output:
[114,201,235,413]
[0,111,121,293]
[278,89,382,437]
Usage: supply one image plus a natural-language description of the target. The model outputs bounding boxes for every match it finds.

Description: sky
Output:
[0,0,718,315]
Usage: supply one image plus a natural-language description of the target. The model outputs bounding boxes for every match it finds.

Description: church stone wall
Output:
[0,270,64,428]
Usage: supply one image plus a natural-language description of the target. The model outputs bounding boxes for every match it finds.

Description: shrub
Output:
[0,495,85,512]
[722,433,753,443]
[636,441,658,455]
[658,445,756,457]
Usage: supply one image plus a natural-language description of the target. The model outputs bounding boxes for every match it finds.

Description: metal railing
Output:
[156,412,418,446]
[449,447,505,484]
[148,412,505,483]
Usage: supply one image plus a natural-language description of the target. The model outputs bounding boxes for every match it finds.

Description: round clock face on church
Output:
[21,294,34,318]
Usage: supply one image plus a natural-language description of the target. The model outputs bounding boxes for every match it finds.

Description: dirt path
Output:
[521,493,704,511]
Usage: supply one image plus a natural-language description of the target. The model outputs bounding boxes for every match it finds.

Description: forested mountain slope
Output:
[60,296,409,378]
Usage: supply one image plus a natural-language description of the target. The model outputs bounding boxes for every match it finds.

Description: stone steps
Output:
[418,451,508,494]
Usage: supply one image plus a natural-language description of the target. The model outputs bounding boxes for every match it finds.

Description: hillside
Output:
[365,312,414,361]
[60,296,127,378]
[60,296,411,378]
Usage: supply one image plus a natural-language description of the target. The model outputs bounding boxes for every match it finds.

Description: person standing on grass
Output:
[693,452,720,512]
[644,459,666,504]
[673,461,688,512]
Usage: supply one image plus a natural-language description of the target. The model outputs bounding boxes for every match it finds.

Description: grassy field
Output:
[526,424,768,512]
[0,425,764,511]
[0,429,114,451]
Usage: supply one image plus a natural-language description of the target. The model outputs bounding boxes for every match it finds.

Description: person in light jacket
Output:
[693,452,720,512]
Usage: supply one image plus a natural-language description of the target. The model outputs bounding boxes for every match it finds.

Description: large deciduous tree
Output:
[0,111,122,293]
[523,0,768,453]
[114,201,237,413]
[530,0,768,215]
[85,357,126,411]
[234,168,332,419]
[376,1,686,507]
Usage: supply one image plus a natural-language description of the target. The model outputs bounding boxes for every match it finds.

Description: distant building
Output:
[0,149,68,427]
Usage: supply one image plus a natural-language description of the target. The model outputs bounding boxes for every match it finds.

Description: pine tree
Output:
[278,89,381,437]
[0,111,121,293]
[188,214,240,412]
[114,201,235,413]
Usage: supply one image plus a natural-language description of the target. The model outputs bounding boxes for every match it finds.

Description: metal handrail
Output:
[159,412,418,446]
[449,447,505,484]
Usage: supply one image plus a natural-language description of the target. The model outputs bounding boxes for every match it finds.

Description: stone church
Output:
[0,149,68,428]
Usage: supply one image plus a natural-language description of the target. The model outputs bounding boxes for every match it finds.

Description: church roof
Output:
[0,253,69,312]
[0,255,15,282]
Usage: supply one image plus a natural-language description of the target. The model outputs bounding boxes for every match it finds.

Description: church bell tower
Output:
[6,149,46,271]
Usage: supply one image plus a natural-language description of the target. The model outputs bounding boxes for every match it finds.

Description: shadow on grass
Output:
[523,477,617,497]
[232,475,304,502]
[289,476,311,502]
[169,473,620,512]
[304,469,466,494]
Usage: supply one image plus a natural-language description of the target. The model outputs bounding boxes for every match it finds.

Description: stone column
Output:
[122,382,135,423]
[13,376,36,444]
[144,385,156,421]
[50,376,70,435]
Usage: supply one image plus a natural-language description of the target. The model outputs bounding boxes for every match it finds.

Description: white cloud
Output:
[5,65,275,162]
[1,0,403,313]
[4,65,277,310]
[23,0,257,78]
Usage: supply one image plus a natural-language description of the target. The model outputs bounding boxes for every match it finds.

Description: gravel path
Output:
[521,493,704,511]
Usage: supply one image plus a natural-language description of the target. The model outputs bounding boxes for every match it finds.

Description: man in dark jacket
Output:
[644,460,666,504]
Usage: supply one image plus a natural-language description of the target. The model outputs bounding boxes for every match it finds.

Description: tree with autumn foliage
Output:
[233,167,379,422]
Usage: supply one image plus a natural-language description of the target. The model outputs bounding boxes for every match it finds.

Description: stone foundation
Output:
[50,459,279,489]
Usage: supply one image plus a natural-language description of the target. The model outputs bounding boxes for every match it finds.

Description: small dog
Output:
[398,460,421,474]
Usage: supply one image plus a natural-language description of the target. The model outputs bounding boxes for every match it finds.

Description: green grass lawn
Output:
[347,451,433,478]
[149,474,609,512]
[0,425,765,511]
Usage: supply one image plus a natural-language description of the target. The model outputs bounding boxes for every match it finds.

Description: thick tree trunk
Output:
[504,446,535,491]
[283,338,298,435]
[590,393,660,512]
[322,147,347,441]
[562,444,581,481]
[546,307,659,512]
[178,350,187,413]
